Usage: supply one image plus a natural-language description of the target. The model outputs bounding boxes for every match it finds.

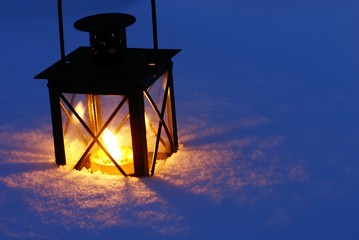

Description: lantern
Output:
[35,1,180,177]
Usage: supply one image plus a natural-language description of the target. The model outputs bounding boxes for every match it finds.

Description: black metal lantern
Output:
[35,1,180,177]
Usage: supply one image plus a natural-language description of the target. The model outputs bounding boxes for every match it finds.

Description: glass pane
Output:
[144,71,175,172]
[61,93,134,175]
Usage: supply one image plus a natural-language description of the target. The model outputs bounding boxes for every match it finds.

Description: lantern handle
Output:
[56,0,159,60]
[151,0,159,52]
[57,0,66,60]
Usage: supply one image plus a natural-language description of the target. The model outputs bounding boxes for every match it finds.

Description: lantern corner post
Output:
[128,87,150,177]
[47,81,66,166]
[167,61,179,151]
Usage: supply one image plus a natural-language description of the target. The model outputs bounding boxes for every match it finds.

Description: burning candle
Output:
[90,128,134,175]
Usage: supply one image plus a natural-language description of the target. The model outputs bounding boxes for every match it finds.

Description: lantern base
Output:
[89,151,170,175]
[90,160,134,175]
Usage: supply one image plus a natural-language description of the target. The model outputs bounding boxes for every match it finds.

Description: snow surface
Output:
[1,0,359,239]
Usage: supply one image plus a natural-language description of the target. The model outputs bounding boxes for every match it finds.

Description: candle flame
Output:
[102,128,122,162]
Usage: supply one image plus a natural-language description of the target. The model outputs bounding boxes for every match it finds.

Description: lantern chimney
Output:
[74,13,136,63]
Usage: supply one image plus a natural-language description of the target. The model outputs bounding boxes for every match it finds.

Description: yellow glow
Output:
[144,114,150,129]
[101,128,133,165]
[74,101,86,119]
[102,128,122,162]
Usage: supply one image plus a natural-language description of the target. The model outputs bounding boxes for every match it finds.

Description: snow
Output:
[1,0,359,239]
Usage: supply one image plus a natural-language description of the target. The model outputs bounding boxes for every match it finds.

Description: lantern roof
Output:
[34,47,180,95]
[74,13,136,34]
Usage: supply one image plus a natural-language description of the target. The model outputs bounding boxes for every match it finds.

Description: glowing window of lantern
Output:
[60,94,135,175]
[57,69,176,176]
[143,73,175,162]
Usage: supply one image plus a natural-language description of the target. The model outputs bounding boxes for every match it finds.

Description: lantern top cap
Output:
[74,13,136,33]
